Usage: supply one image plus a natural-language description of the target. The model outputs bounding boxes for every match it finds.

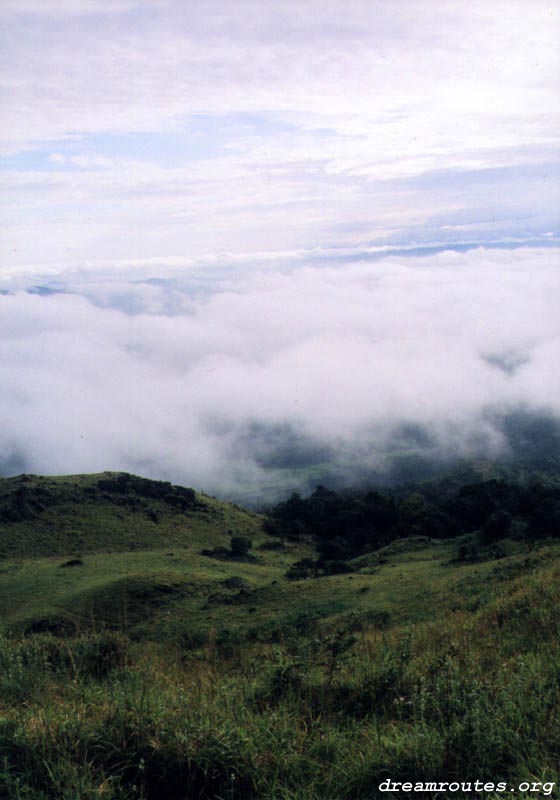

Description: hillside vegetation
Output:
[0,469,559,798]
[0,472,262,558]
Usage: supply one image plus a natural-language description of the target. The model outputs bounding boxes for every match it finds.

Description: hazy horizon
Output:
[1,1,559,501]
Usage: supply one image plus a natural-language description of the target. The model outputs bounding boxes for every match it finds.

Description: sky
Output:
[0,1,559,500]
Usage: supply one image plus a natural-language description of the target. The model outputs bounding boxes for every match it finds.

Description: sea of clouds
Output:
[1,245,559,502]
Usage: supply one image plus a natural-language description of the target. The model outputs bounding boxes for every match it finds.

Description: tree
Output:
[479,510,512,544]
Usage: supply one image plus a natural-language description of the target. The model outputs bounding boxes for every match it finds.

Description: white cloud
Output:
[0,247,558,498]
[47,152,113,168]
[0,1,136,14]
[0,1,558,271]
[1,4,558,499]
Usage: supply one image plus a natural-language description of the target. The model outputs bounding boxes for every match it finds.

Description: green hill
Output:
[0,469,558,647]
[1,470,559,798]
[0,471,263,558]
[0,471,313,638]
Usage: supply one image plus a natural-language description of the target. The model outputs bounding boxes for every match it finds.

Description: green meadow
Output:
[0,472,559,799]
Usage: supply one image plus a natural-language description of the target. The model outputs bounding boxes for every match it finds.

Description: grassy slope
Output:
[1,472,559,646]
[1,552,559,799]
[0,472,264,559]
[0,472,312,636]
[1,472,560,798]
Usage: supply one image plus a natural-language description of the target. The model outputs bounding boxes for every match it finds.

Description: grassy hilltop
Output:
[0,471,263,558]
[0,470,559,798]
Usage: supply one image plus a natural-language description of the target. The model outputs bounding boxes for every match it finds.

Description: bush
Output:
[230,536,252,557]
[528,498,560,539]
[285,558,317,580]
[322,559,353,575]
[479,510,512,544]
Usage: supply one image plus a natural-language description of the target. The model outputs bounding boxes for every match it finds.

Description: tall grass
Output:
[1,564,559,799]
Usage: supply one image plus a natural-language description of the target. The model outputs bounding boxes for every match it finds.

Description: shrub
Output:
[230,536,252,557]
[479,510,512,544]
[322,559,353,575]
[285,558,317,580]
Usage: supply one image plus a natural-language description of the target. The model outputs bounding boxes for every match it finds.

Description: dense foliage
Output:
[266,478,560,571]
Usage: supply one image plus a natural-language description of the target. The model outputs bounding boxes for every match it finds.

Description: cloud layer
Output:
[1,246,558,500]
[1,1,559,271]
[1,3,558,500]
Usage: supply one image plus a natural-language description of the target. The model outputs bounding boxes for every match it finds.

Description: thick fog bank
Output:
[1,246,559,503]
